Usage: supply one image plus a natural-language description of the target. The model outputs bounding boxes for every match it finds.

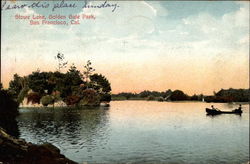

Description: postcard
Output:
[1,0,249,164]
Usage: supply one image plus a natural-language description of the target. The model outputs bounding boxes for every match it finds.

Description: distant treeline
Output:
[112,89,204,101]
[204,88,250,102]
[112,88,250,102]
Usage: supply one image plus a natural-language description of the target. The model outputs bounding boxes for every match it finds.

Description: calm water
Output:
[17,101,249,164]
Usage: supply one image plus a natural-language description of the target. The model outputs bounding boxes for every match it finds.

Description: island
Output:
[7,56,111,107]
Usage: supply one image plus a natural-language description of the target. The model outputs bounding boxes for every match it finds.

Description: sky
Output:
[1,1,249,95]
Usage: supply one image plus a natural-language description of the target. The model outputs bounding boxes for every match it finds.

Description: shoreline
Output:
[18,100,249,109]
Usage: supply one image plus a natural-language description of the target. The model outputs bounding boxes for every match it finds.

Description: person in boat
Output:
[236,104,242,111]
[211,105,220,111]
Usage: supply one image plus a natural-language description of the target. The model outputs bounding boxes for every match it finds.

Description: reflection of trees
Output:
[17,108,81,143]
[80,108,109,136]
[206,113,241,118]
[17,107,110,149]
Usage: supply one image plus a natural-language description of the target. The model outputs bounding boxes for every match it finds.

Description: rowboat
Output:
[206,108,242,115]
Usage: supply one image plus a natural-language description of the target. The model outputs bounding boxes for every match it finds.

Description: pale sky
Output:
[1,1,249,95]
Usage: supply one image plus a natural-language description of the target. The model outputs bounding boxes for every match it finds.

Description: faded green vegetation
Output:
[112,89,202,102]
[204,88,250,103]
[7,54,111,107]
[112,88,249,103]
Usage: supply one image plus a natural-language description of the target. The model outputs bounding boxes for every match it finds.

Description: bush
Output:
[27,92,41,104]
[79,89,100,106]
[40,95,54,107]
[147,96,155,101]
[157,97,164,102]
[100,93,111,102]
[65,95,80,106]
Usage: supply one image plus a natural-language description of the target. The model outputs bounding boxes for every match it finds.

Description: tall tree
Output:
[55,52,68,72]
[8,74,22,99]
[83,60,95,85]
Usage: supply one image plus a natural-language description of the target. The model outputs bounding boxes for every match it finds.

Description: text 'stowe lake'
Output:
[17,101,249,164]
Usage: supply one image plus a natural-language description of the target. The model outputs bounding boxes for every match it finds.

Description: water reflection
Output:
[206,113,242,118]
[17,106,110,155]
[17,102,249,164]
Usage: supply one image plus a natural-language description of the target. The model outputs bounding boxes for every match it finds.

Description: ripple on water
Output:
[17,102,249,164]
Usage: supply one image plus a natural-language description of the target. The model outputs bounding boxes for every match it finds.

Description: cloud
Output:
[141,1,157,16]
[1,1,249,94]
[141,1,168,17]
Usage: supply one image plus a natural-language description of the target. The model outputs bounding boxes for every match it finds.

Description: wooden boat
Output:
[206,108,242,115]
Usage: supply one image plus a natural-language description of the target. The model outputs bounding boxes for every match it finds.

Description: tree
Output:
[7,56,113,107]
[139,90,151,98]
[8,74,23,99]
[170,90,189,101]
[190,94,199,101]
[78,89,100,106]
[57,65,83,100]
[66,64,83,86]
[55,52,68,72]
[27,71,50,95]
[90,74,111,93]
[83,60,95,84]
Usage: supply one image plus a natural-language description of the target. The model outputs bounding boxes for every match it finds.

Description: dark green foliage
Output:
[67,64,83,85]
[147,95,155,101]
[113,92,136,100]
[204,88,249,102]
[89,74,112,102]
[112,89,174,101]
[57,65,83,99]
[40,95,54,107]
[100,93,111,102]
[170,90,189,101]
[90,74,111,93]
[8,74,23,99]
[139,90,152,98]
[190,94,199,101]
[28,71,55,95]
[157,97,164,102]
[7,60,111,107]
[26,69,84,103]
[215,88,250,102]
[138,90,172,99]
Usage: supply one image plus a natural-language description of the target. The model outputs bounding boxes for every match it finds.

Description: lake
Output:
[17,101,249,164]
